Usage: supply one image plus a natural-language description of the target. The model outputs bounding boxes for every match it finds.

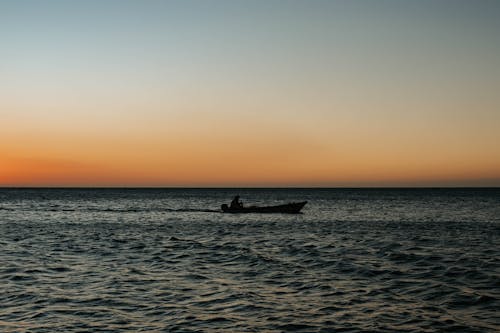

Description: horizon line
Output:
[1,186,499,189]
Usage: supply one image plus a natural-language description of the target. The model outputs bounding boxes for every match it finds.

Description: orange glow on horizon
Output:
[2,1,500,187]
[3,138,500,187]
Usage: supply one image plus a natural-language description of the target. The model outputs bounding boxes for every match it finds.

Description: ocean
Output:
[0,188,499,332]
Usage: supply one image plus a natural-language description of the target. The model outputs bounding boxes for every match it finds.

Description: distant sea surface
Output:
[0,188,499,332]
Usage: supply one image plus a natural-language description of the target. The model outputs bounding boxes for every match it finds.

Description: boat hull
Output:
[221,201,307,214]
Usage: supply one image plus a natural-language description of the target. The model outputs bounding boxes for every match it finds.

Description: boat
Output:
[221,201,307,214]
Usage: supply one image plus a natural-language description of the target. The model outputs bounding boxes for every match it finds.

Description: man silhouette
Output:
[230,195,243,209]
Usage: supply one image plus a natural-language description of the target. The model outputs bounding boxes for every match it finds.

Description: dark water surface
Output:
[1,188,499,332]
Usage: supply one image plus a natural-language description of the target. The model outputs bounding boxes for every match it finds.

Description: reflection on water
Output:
[0,188,499,332]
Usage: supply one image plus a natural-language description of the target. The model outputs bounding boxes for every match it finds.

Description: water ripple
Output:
[0,188,499,332]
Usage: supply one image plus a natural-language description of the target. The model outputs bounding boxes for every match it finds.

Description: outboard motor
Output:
[221,204,229,212]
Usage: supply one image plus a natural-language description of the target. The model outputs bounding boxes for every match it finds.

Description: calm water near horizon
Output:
[1,188,499,332]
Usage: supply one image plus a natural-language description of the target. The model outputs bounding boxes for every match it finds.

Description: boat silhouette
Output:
[221,201,307,214]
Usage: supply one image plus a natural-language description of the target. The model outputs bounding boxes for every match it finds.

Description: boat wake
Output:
[0,206,221,213]
[88,207,222,213]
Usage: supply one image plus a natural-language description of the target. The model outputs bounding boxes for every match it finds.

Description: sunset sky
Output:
[1,0,499,187]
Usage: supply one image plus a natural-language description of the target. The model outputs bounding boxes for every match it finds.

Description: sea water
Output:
[0,188,499,332]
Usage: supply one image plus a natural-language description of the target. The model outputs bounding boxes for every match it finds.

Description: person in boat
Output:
[230,195,243,209]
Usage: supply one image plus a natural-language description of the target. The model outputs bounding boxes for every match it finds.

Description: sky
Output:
[1,0,500,187]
